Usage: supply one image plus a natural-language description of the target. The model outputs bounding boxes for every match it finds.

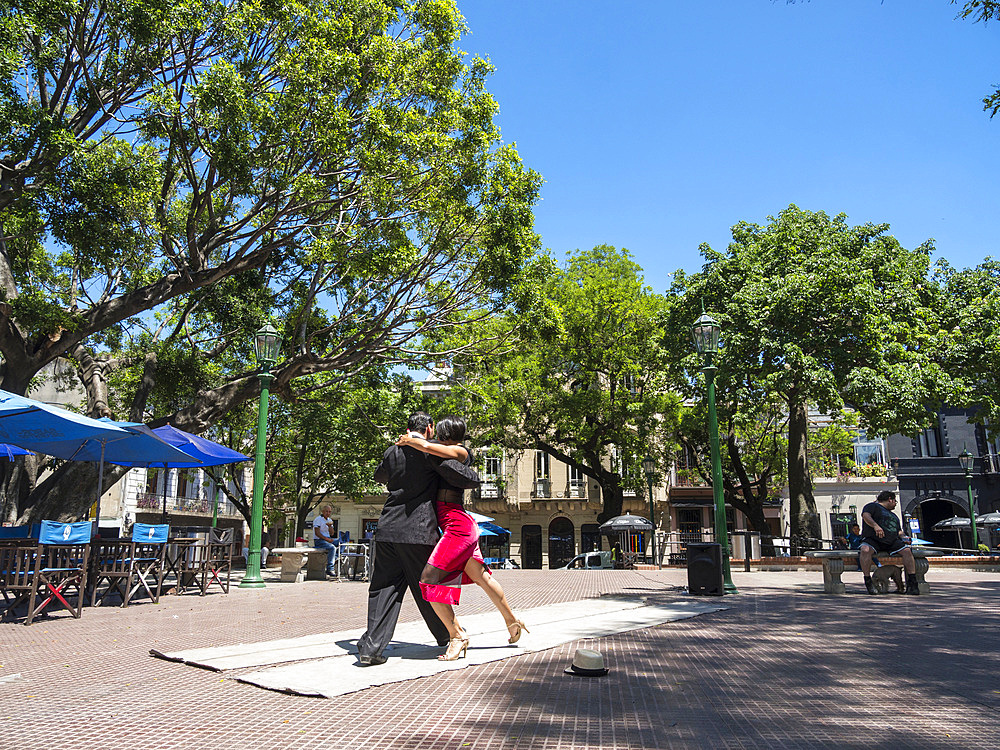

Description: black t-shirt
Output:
[862,501,901,542]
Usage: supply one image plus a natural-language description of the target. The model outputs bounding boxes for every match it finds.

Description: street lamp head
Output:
[692,312,721,355]
[642,455,655,479]
[254,323,282,369]
[958,448,975,474]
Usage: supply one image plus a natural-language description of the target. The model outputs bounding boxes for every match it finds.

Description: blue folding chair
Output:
[12,520,92,625]
[127,523,170,604]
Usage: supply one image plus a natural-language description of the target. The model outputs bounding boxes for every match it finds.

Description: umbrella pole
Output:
[94,441,106,535]
[161,465,169,524]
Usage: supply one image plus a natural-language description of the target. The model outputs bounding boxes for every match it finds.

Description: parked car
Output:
[561,550,614,570]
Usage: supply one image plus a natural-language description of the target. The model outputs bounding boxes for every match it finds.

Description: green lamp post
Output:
[239,323,281,589]
[958,448,980,551]
[692,312,738,594]
[642,455,657,567]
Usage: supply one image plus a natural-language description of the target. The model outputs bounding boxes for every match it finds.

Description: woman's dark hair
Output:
[435,415,466,442]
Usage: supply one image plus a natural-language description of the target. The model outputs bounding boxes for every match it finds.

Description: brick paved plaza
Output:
[1,567,998,750]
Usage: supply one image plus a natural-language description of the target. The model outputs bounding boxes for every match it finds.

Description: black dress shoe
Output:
[864,578,875,595]
[358,653,387,666]
[905,581,920,595]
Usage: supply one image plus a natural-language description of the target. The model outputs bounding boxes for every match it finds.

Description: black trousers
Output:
[357,540,450,658]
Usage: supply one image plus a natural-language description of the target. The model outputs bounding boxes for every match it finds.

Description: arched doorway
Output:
[910,495,969,548]
[520,525,542,569]
[548,517,575,568]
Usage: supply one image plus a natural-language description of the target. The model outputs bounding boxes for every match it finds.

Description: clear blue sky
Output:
[458,1,1000,291]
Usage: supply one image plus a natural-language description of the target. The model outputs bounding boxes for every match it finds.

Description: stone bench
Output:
[804,549,944,595]
[270,547,330,583]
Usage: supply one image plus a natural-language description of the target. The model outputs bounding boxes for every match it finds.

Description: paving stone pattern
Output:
[1,568,998,749]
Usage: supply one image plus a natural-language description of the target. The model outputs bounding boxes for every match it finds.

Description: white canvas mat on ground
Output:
[153,597,726,698]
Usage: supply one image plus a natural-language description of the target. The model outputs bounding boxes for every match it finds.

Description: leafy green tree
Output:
[0,0,541,522]
[437,245,681,523]
[669,206,951,545]
[264,374,419,538]
[933,259,1000,427]
[675,397,788,557]
[953,1,1000,115]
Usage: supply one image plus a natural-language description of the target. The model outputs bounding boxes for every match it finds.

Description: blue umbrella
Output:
[0,442,32,460]
[101,423,248,523]
[0,389,130,458]
[149,425,248,524]
[150,425,248,468]
[69,419,201,525]
[479,521,510,536]
[0,390,196,525]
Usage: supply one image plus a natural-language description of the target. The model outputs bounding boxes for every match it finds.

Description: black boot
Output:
[864,576,875,595]
[905,573,920,595]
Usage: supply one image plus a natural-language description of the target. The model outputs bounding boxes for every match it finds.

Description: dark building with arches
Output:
[886,407,1000,549]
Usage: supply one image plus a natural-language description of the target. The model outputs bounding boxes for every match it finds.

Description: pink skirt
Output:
[420,502,489,605]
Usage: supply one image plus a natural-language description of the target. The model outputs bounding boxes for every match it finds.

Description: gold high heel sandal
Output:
[507,619,529,644]
[438,636,469,661]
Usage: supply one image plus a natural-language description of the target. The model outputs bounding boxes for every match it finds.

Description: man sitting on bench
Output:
[860,490,918,596]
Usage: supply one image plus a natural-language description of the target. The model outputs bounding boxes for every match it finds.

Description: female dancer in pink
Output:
[397,416,527,661]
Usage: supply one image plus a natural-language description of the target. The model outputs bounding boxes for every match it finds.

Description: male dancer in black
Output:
[357,411,480,665]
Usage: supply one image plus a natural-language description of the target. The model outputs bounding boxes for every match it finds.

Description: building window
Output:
[568,465,586,497]
[581,523,601,552]
[677,509,702,545]
[917,427,942,457]
[145,469,161,495]
[535,451,549,479]
[854,440,885,466]
[481,453,502,498]
[534,451,551,496]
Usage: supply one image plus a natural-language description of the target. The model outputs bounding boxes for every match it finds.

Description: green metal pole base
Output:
[722,557,739,594]
[239,578,266,589]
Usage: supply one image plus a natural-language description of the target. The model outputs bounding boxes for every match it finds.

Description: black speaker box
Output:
[687,542,724,595]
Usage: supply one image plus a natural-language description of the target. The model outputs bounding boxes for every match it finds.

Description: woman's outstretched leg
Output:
[463,561,528,642]
[421,562,469,659]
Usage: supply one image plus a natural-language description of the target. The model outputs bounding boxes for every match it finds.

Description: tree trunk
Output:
[24,461,128,524]
[743,501,776,558]
[296,507,307,539]
[596,472,624,524]
[787,394,820,551]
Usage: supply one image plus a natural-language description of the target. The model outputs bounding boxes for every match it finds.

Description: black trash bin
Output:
[687,542,724,595]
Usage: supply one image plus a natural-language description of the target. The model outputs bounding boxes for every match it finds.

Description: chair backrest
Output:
[132,523,169,544]
[210,527,234,545]
[0,524,40,539]
[39,520,92,545]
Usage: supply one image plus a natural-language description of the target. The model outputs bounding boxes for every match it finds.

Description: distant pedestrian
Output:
[312,505,338,577]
